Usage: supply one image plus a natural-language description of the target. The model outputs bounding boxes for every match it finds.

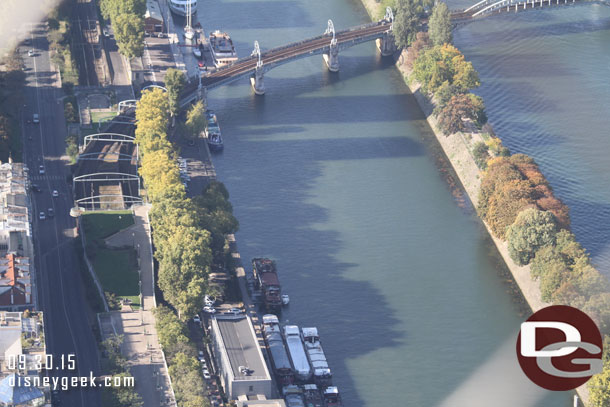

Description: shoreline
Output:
[357,0,589,404]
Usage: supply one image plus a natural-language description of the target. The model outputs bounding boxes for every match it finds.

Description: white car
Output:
[203,306,216,314]
[193,315,201,324]
[198,351,205,364]
[52,190,59,197]
[202,369,211,380]
[38,165,45,175]
[39,212,45,220]
[227,307,243,315]
[28,49,34,57]
[32,113,39,124]
[204,295,215,306]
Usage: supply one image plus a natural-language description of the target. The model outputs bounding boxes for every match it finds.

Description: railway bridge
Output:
[178,8,398,105]
[451,0,606,22]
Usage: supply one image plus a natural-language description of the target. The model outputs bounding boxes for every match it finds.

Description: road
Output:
[22,22,101,407]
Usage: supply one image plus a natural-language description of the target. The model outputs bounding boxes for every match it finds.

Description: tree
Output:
[452,54,480,92]
[100,0,145,21]
[589,366,610,407]
[467,93,487,125]
[185,101,206,140]
[405,31,430,69]
[486,179,537,238]
[506,208,558,266]
[114,13,144,59]
[428,2,452,46]
[393,0,422,48]
[165,68,186,118]
[436,93,479,135]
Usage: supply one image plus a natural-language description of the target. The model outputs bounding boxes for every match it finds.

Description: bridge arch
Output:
[142,84,167,93]
[83,133,136,148]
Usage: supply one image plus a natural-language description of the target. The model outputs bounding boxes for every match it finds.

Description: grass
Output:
[81,211,140,309]
[90,110,117,123]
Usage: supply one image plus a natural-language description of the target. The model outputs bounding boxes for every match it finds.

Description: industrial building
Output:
[209,314,273,400]
[144,0,164,36]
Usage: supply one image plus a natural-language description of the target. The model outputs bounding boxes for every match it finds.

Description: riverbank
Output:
[358,0,589,404]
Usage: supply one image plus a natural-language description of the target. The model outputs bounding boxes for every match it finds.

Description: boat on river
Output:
[209,30,238,68]
[301,327,332,388]
[284,325,312,382]
[205,110,223,152]
[169,0,196,16]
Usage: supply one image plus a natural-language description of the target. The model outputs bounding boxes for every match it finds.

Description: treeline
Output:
[0,49,25,161]
[154,306,209,407]
[100,0,145,58]
[395,2,610,403]
[48,0,79,87]
[136,87,238,320]
[137,87,238,406]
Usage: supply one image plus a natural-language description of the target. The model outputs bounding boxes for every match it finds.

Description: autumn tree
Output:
[428,2,452,46]
[589,366,610,407]
[485,179,536,238]
[436,93,479,135]
[405,32,430,69]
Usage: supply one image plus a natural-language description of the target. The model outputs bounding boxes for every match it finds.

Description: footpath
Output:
[358,0,588,404]
[100,205,177,407]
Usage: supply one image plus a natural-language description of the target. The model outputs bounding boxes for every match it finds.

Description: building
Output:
[210,314,272,400]
[0,311,46,375]
[0,374,45,406]
[0,254,32,307]
[144,0,164,35]
[0,162,34,310]
[236,400,286,407]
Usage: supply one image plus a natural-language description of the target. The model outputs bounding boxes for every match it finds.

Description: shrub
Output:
[472,141,489,169]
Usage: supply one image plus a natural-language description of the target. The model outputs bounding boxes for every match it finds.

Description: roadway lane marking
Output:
[30,23,87,407]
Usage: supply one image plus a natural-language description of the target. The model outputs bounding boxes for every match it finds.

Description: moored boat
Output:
[262,315,295,385]
[284,325,312,382]
[205,110,224,152]
[301,327,332,388]
[322,387,342,407]
[169,0,197,16]
[209,30,238,68]
[303,384,324,407]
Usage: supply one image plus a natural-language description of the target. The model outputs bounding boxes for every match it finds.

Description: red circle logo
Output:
[516,305,603,391]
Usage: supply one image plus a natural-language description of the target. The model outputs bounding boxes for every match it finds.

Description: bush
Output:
[506,208,557,266]
[472,141,489,169]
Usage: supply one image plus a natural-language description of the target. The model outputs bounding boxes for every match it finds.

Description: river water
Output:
[450,3,610,275]
[194,1,577,406]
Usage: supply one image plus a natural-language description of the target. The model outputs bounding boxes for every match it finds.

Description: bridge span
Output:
[179,9,397,106]
[452,0,606,22]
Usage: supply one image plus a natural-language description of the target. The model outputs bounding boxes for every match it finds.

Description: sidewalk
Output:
[101,205,177,407]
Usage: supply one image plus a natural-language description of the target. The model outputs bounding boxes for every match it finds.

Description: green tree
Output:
[185,101,206,140]
[428,2,452,46]
[114,13,144,58]
[472,141,489,170]
[393,0,422,48]
[100,0,145,21]
[589,366,610,407]
[506,208,558,266]
[165,68,186,118]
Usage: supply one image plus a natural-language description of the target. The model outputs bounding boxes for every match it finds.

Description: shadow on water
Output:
[197,0,314,29]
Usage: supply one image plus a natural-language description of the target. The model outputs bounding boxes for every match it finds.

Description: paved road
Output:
[22,22,101,407]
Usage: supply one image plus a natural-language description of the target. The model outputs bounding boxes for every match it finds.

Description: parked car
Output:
[198,351,206,364]
[227,307,243,315]
[202,369,211,380]
[203,306,216,314]
[204,295,216,306]
[193,315,201,324]
[27,49,34,57]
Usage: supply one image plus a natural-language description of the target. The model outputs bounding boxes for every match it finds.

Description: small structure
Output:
[0,254,32,308]
[144,0,164,36]
[0,374,45,406]
[209,314,272,400]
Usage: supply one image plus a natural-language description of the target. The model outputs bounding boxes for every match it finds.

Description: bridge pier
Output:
[250,66,265,95]
[376,32,397,57]
[323,42,340,72]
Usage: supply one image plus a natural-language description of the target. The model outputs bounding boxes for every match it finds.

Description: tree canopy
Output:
[165,68,186,117]
[185,100,206,139]
[428,2,452,46]
[506,208,558,266]
[412,44,480,94]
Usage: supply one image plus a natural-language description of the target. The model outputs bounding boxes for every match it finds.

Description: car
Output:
[193,315,201,324]
[203,306,216,314]
[198,61,207,71]
[202,369,211,380]
[103,28,110,37]
[24,38,31,45]
[198,351,205,363]
[31,184,41,192]
[38,165,44,175]
[227,307,243,315]
[32,113,39,124]
[52,190,59,197]
[27,49,34,57]
[204,295,216,306]
[47,208,54,217]
[39,212,45,220]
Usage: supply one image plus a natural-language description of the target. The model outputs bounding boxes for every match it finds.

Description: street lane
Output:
[22,22,102,407]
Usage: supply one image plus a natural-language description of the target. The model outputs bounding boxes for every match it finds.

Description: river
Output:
[450,3,610,276]
[194,0,576,406]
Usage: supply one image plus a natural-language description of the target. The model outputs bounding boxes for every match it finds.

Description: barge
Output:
[301,327,332,387]
[262,315,295,386]
[252,258,282,312]
[284,325,312,382]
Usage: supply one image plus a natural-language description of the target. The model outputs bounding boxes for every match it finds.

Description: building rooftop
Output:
[0,374,44,405]
[145,0,163,22]
[215,315,269,381]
